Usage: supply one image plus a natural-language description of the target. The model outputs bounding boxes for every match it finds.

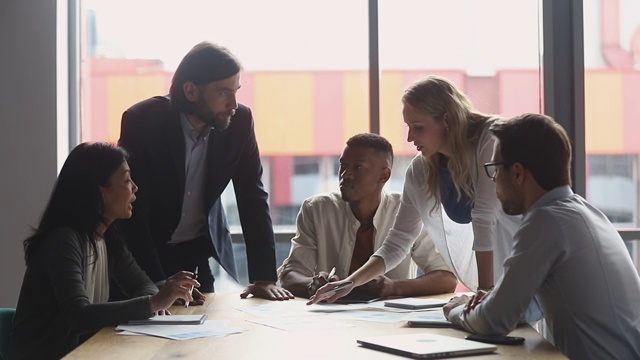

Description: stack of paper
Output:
[117,319,246,340]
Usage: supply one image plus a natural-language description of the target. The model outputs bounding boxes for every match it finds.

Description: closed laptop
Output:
[357,332,496,359]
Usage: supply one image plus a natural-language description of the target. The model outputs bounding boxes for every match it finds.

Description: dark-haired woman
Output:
[9,142,199,360]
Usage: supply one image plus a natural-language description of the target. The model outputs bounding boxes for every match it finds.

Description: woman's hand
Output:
[149,271,200,313]
[308,271,340,297]
[306,280,353,305]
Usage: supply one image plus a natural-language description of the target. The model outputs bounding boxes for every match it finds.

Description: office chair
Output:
[0,308,15,360]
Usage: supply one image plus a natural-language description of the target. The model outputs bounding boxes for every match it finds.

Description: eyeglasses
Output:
[483,161,505,180]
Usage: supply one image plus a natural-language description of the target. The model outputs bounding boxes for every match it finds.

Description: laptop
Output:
[357,333,497,359]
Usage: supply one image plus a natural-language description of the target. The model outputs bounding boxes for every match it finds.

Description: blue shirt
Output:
[440,165,472,224]
[448,185,640,359]
[169,114,211,243]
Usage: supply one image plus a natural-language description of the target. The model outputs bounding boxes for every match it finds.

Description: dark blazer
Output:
[118,96,277,283]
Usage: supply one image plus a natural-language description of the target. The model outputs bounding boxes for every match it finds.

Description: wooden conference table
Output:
[64,292,565,359]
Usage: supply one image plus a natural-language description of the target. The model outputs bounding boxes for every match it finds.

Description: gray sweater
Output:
[9,227,158,360]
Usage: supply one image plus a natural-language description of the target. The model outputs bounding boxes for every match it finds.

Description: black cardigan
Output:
[9,227,158,360]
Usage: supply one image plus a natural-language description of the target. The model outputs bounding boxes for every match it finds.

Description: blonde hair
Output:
[402,75,491,212]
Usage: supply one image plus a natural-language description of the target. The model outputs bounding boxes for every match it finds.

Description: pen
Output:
[185,266,198,309]
[327,266,336,281]
[308,281,354,303]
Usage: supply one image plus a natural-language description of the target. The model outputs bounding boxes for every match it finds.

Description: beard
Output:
[193,99,235,130]
[498,194,525,216]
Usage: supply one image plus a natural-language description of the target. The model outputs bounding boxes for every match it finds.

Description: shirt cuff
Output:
[447,304,467,328]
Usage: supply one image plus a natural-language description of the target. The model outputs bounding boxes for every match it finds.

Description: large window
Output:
[80,0,369,233]
[378,0,543,188]
[78,0,640,283]
[583,0,640,269]
[79,0,543,233]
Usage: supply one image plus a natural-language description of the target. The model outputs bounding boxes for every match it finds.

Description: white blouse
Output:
[373,123,521,290]
[85,239,109,304]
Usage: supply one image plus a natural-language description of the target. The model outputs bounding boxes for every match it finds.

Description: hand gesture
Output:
[464,288,491,314]
[149,271,199,313]
[306,280,353,305]
[172,287,206,306]
[308,271,340,297]
[240,281,295,301]
[443,294,471,319]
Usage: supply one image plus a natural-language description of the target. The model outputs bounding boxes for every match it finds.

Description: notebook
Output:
[357,333,497,359]
[127,314,208,325]
[384,297,448,310]
[406,311,459,328]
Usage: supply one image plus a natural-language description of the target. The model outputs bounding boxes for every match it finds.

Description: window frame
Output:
[68,0,639,242]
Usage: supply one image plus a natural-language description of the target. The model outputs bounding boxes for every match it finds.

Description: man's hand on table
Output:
[240,281,295,300]
[444,289,492,319]
[464,289,491,313]
[443,294,471,319]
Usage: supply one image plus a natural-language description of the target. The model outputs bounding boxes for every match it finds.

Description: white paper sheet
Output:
[116,320,246,340]
[246,316,354,331]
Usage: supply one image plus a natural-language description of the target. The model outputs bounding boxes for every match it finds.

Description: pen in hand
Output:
[307,281,354,303]
[327,266,336,281]
[185,266,198,309]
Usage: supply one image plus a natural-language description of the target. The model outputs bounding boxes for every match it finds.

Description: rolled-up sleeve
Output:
[410,231,451,274]
[374,163,425,272]
[470,129,499,251]
[278,199,318,278]
[448,211,557,334]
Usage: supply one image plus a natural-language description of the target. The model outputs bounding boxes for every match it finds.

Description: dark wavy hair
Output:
[169,41,242,114]
[23,142,129,265]
[489,113,572,190]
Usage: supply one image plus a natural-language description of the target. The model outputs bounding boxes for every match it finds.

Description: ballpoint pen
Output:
[327,266,336,281]
[185,266,198,309]
[307,281,354,303]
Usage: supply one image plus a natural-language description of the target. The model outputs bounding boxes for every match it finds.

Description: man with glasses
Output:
[444,113,640,359]
[118,41,293,301]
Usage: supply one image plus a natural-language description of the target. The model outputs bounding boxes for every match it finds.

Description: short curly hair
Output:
[346,133,394,167]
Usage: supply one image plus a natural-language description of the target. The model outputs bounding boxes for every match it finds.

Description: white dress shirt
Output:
[278,191,450,280]
[448,186,640,359]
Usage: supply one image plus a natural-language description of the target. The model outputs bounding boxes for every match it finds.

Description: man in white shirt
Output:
[444,113,640,359]
[279,133,457,298]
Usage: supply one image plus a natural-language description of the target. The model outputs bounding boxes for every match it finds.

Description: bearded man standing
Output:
[118,41,293,301]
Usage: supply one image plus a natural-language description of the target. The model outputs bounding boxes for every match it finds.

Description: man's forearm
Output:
[391,270,457,297]
[280,271,314,298]
[346,256,386,287]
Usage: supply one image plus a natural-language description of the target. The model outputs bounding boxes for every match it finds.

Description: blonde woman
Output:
[310,76,540,323]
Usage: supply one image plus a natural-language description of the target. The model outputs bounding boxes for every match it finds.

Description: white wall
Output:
[0,0,59,307]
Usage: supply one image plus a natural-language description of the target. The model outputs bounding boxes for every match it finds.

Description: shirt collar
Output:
[343,190,388,228]
[526,185,573,214]
[179,112,212,141]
